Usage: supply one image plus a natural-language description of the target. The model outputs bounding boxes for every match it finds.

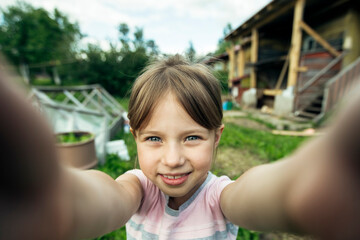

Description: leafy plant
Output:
[237,228,260,240]
[56,132,93,144]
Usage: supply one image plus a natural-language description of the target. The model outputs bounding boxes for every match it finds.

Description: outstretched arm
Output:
[0,64,142,239]
[63,169,142,239]
[221,85,360,239]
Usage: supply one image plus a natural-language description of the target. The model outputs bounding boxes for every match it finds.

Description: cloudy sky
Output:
[0,0,272,55]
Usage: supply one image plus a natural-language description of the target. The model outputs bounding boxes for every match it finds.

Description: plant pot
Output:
[55,131,98,169]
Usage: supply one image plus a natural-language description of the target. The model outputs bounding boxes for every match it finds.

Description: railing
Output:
[32,84,125,139]
[298,52,346,93]
[318,56,360,120]
[295,52,346,112]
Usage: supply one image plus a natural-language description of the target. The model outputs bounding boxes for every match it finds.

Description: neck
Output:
[168,197,182,210]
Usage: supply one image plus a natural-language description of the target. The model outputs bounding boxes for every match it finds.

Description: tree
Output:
[118,23,130,51]
[65,24,159,96]
[214,23,233,55]
[185,41,196,62]
[0,2,81,68]
[118,23,159,56]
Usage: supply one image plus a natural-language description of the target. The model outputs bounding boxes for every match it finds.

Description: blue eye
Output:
[147,136,161,142]
[186,136,199,141]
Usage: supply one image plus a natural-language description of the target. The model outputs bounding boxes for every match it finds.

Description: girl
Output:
[1,55,360,240]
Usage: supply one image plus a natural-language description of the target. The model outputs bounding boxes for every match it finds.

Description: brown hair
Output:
[127,55,223,135]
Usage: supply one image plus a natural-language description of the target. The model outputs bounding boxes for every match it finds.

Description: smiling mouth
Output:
[160,173,190,185]
[162,174,188,179]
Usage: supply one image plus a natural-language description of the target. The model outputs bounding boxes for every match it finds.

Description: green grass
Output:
[94,109,309,239]
[220,123,308,162]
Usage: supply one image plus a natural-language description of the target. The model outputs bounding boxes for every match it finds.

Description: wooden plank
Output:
[263,89,283,96]
[287,0,305,87]
[288,0,305,88]
[299,21,341,57]
[250,28,258,88]
[298,52,345,93]
[35,84,101,92]
[226,46,236,87]
[295,66,308,72]
[272,128,322,136]
[237,48,245,77]
[275,52,290,89]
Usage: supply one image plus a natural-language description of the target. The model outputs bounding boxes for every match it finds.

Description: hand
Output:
[0,62,69,239]
[288,84,360,239]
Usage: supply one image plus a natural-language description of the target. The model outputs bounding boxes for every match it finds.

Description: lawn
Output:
[93,111,310,239]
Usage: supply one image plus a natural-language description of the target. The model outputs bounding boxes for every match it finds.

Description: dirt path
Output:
[212,148,267,179]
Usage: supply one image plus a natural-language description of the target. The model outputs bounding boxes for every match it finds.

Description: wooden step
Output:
[312,98,323,105]
[297,111,318,118]
[305,106,322,112]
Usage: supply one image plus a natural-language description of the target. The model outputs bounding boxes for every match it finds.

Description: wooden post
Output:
[288,0,306,88]
[237,46,245,77]
[275,52,290,89]
[226,45,235,88]
[250,28,258,88]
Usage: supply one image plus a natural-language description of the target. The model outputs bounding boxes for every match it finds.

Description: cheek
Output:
[137,145,158,174]
[188,144,214,169]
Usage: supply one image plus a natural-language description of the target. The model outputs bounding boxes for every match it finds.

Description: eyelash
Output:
[145,136,200,142]
[185,136,200,141]
[146,136,162,142]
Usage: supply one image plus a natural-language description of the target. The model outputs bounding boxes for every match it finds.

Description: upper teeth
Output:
[163,174,186,179]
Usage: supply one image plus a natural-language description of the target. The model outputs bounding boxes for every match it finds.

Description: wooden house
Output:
[225,0,360,120]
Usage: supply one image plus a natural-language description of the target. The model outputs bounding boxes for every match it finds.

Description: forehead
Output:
[139,92,208,134]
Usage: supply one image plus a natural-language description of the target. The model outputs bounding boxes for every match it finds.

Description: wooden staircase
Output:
[295,54,360,121]
[294,51,345,119]
[295,94,323,119]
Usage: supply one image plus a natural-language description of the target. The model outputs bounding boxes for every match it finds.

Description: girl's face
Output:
[133,92,223,208]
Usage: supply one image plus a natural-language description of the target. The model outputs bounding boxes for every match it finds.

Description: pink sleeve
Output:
[209,174,234,205]
[126,169,148,186]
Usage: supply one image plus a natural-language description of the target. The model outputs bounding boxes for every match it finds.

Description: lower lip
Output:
[160,174,189,186]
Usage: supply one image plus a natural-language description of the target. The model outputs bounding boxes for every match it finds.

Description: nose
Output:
[161,142,185,168]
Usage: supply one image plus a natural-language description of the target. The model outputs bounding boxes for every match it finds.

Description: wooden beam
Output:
[250,28,258,88]
[295,66,308,72]
[254,1,296,31]
[288,0,306,88]
[263,89,283,96]
[226,46,235,87]
[237,47,245,77]
[299,21,341,57]
[275,52,290,89]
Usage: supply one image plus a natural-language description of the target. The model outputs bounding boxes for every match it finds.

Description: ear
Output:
[130,128,135,137]
[214,124,225,147]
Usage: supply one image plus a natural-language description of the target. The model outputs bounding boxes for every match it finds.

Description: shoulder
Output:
[204,172,234,204]
[123,169,163,209]
[208,172,234,191]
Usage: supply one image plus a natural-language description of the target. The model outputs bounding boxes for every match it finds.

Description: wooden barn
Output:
[225,0,360,121]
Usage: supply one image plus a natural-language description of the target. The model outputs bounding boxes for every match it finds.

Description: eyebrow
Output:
[138,128,209,136]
